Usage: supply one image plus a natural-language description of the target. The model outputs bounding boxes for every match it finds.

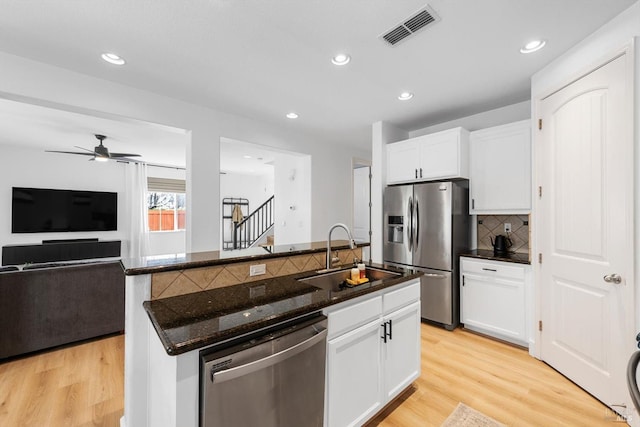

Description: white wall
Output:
[220,171,274,208]
[409,101,531,137]
[0,52,369,253]
[0,144,129,254]
[273,153,311,245]
[371,122,409,263]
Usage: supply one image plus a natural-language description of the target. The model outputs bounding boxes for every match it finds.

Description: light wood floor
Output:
[368,324,617,426]
[0,334,124,427]
[0,324,617,426]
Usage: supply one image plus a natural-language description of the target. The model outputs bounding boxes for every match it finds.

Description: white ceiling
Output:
[0,98,189,167]
[0,0,636,162]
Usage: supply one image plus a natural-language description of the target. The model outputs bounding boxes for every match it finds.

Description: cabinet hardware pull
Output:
[415,169,418,179]
[482,268,497,272]
[388,319,393,341]
[471,199,475,209]
[419,168,423,178]
[381,322,387,343]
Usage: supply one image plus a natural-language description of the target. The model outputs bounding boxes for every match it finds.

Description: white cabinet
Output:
[382,301,421,402]
[324,279,420,427]
[469,120,531,214]
[326,319,383,427]
[387,127,469,184]
[387,140,419,183]
[460,257,530,346]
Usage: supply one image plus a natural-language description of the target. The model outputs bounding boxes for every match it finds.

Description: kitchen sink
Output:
[298,267,400,292]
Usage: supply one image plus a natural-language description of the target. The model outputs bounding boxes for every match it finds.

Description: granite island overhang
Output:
[118,241,421,427]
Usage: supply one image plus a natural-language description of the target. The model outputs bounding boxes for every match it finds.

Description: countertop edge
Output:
[122,242,369,275]
[460,250,531,265]
[145,263,422,355]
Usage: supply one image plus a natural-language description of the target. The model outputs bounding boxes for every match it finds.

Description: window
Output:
[147,178,186,232]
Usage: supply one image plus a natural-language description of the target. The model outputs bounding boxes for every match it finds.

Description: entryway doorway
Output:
[219,138,311,250]
[352,158,371,262]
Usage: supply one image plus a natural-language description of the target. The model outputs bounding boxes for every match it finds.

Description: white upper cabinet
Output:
[387,127,469,184]
[469,120,531,214]
[387,139,419,183]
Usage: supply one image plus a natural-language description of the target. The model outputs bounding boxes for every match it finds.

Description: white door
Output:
[536,52,634,409]
[353,166,370,243]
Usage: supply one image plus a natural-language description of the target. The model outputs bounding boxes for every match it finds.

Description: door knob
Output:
[603,274,622,284]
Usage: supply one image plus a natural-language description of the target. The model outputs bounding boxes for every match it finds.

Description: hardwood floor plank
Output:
[0,323,619,426]
[0,334,124,427]
[368,324,617,427]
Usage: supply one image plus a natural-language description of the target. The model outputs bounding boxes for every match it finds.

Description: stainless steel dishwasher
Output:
[200,312,328,427]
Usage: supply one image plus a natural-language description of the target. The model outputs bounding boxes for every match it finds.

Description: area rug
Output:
[441,402,506,427]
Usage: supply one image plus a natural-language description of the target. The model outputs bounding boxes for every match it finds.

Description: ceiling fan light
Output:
[101,52,126,65]
[94,156,109,162]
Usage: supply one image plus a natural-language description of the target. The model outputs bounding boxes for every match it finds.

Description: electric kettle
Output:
[491,234,513,254]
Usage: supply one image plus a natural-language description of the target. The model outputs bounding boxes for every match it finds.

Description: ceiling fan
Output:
[46,134,141,162]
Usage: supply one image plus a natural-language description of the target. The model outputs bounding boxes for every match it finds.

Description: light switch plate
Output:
[249,263,266,276]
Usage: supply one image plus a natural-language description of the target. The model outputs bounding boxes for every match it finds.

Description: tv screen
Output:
[12,187,118,233]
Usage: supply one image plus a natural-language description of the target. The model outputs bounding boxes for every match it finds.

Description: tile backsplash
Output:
[477,215,529,254]
[150,247,363,300]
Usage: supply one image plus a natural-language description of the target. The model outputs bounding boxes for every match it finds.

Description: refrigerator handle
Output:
[407,196,413,251]
[414,199,420,251]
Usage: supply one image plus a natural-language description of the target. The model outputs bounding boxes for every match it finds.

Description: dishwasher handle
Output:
[211,327,327,384]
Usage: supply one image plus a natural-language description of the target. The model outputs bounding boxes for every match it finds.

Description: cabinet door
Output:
[387,140,419,184]
[382,301,421,402]
[469,120,531,214]
[326,320,383,427]
[418,128,469,180]
[461,273,526,345]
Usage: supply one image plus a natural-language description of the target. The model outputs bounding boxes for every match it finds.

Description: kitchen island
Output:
[120,241,422,427]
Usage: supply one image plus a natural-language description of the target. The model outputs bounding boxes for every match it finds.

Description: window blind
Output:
[147,178,186,193]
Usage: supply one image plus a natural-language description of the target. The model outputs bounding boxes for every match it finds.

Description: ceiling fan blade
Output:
[45,150,95,156]
[114,157,143,163]
[73,145,96,153]
[110,152,141,158]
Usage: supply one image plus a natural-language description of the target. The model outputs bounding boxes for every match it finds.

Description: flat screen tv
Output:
[12,187,117,233]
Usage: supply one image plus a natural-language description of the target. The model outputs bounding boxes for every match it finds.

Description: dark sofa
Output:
[0,260,124,359]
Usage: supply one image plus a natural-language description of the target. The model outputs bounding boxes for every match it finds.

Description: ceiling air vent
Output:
[380,5,440,46]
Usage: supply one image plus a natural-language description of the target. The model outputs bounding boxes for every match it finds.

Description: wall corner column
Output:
[371,121,408,263]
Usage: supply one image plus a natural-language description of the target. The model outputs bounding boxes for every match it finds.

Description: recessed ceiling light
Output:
[101,52,126,65]
[520,40,546,54]
[398,92,414,101]
[331,53,351,66]
[286,112,299,119]
[243,155,252,159]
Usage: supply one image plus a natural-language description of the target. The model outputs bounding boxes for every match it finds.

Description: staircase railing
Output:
[233,196,274,249]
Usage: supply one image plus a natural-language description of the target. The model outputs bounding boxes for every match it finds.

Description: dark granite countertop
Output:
[460,249,531,265]
[143,262,421,355]
[122,240,368,275]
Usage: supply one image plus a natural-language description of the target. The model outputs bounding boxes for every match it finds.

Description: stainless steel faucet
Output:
[326,223,357,270]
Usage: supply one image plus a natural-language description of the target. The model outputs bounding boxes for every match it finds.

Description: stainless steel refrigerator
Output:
[383,180,470,330]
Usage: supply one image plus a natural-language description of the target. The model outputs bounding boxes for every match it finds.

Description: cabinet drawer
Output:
[327,295,382,340]
[460,258,525,280]
[383,281,420,314]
